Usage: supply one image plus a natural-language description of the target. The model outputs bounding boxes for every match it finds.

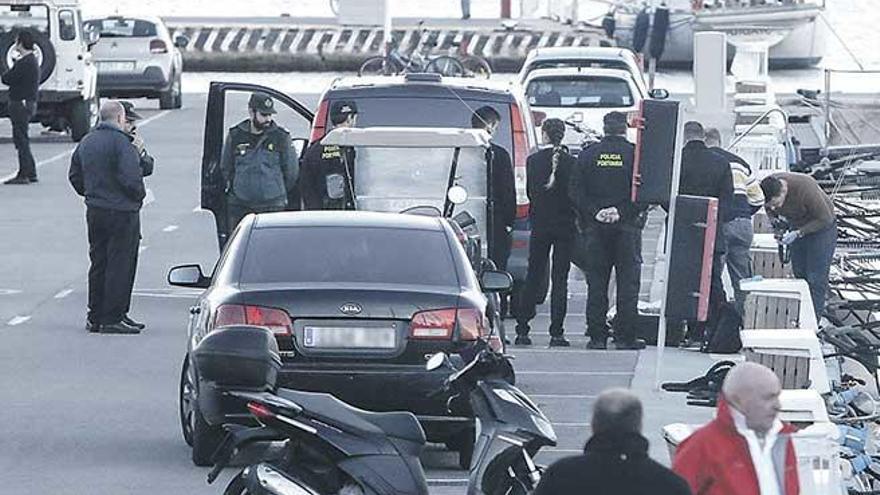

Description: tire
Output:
[0,28,56,84]
[461,55,492,78]
[179,355,224,466]
[425,56,465,77]
[69,95,97,142]
[223,471,248,495]
[159,72,182,109]
[359,56,399,76]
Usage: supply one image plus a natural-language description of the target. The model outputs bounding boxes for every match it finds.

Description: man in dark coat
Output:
[534,388,692,495]
[69,101,145,334]
[678,121,734,345]
[2,30,40,184]
[300,100,358,210]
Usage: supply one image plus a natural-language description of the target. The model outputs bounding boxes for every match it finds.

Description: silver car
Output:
[85,15,186,109]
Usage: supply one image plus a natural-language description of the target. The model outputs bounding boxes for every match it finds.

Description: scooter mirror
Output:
[447,185,468,205]
[426,352,448,371]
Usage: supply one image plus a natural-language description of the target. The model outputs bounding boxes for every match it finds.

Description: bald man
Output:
[673,363,800,495]
[535,389,691,495]
[69,101,146,334]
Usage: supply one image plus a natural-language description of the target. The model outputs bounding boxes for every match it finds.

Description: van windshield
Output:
[0,5,49,34]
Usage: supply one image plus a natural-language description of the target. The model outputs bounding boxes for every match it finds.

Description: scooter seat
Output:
[277,388,426,444]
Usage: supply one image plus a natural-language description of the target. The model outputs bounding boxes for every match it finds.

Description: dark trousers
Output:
[517,229,572,336]
[584,226,642,342]
[87,207,141,324]
[9,100,36,179]
[687,250,726,341]
[226,200,286,232]
[790,224,837,319]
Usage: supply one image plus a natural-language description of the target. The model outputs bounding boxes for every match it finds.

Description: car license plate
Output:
[99,61,135,72]
[303,326,396,349]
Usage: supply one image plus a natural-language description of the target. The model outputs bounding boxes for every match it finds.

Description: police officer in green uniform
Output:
[570,112,646,351]
[220,92,298,232]
[300,100,358,210]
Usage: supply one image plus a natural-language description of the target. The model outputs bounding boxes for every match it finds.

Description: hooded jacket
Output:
[534,431,692,495]
[672,398,800,495]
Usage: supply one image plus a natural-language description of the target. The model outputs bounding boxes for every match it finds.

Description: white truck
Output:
[0,0,99,141]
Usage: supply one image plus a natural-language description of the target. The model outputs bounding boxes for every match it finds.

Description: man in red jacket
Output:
[672,362,800,495]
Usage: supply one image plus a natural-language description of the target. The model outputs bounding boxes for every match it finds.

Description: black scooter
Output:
[200,329,556,494]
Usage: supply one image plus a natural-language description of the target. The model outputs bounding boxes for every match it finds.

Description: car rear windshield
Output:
[241,226,459,287]
[526,76,634,108]
[85,18,157,37]
[0,5,49,34]
[529,60,631,72]
[329,97,513,152]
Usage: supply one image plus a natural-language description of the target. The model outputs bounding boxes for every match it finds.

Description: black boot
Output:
[122,315,146,330]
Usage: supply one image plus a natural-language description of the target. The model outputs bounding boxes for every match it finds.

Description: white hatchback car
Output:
[524,67,644,148]
[85,15,186,109]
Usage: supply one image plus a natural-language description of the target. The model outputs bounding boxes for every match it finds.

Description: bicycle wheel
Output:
[359,56,400,76]
[461,55,493,78]
[425,56,465,77]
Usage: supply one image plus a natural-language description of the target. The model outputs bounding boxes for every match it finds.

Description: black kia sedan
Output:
[172,211,511,467]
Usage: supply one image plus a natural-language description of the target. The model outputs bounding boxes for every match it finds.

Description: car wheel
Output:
[69,95,97,142]
[160,73,182,110]
[180,355,224,466]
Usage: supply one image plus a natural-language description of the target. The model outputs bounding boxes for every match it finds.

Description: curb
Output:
[165,17,611,72]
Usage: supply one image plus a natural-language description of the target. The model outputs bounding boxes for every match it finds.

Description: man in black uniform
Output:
[120,101,155,179]
[2,30,40,184]
[69,101,145,334]
[300,100,358,210]
[220,93,298,234]
[678,121,734,345]
[571,112,646,350]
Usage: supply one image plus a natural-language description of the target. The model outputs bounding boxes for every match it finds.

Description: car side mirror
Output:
[291,137,308,157]
[447,185,468,205]
[480,270,513,293]
[168,264,211,288]
[84,25,100,47]
[174,35,189,49]
[649,88,670,100]
[532,110,546,127]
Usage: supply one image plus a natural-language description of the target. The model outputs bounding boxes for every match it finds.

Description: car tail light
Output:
[409,308,488,341]
[309,99,329,143]
[509,102,530,219]
[149,39,168,54]
[457,308,488,341]
[247,402,275,420]
[212,304,293,336]
[410,308,457,339]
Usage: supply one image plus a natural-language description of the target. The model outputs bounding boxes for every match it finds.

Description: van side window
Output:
[59,10,75,41]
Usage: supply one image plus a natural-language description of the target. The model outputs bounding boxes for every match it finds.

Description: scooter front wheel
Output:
[223,471,248,495]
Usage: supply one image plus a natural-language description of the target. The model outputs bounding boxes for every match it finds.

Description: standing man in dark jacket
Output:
[678,121,734,345]
[300,100,358,210]
[571,112,646,350]
[69,101,145,334]
[534,388,692,495]
[220,93,298,233]
[472,106,517,316]
[2,30,40,184]
[515,119,576,347]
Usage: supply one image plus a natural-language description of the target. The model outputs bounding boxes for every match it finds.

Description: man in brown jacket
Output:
[760,172,836,318]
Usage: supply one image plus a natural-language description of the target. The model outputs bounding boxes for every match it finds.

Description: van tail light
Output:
[212,304,293,336]
[409,308,488,341]
[309,99,329,143]
[149,39,168,54]
[509,102,530,219]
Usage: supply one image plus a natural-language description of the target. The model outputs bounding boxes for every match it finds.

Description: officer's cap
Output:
[249,92,277,115]
[119,101,143,121]
[330,100,358,121]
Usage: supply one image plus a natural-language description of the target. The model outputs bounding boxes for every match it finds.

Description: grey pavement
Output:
[0,90,717,494]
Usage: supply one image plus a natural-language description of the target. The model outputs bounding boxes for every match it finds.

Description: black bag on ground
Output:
[702,302,743,354]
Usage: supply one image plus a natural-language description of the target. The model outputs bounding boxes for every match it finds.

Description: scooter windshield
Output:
[354,146,488,254]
